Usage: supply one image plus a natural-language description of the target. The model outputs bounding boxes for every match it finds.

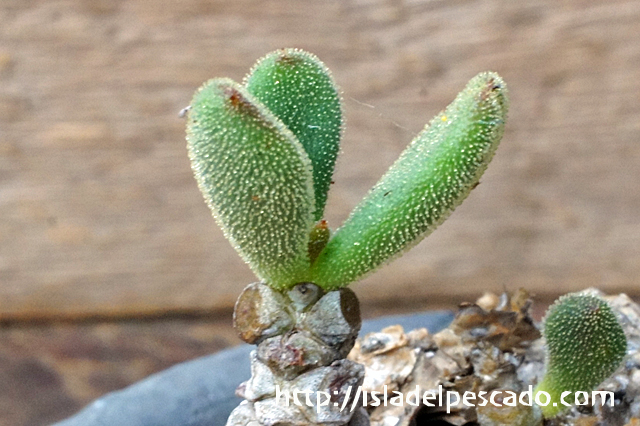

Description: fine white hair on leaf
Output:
[310,72,509,289]
[186,78,315,289]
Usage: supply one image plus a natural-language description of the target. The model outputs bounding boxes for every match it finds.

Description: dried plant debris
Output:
[347,289,640,426]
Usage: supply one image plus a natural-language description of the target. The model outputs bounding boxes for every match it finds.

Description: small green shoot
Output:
[534,293,627,417]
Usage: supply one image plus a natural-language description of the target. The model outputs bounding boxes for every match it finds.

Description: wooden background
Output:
[1,0,640,424]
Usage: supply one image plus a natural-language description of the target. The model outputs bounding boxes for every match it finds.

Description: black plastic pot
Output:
[53,311,453,426]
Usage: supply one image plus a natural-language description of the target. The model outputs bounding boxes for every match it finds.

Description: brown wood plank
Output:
[0,315,239,426]
[2,0,640,320]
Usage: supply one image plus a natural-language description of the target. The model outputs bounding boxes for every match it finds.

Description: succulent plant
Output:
[534,292,627,418]
[187,48,509,291]
[185,48,509,426]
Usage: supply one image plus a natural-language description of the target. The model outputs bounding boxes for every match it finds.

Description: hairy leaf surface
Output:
[245,48,342,221]
[535,293,626,417]
[187,78,314,289]
[311,73,509,288]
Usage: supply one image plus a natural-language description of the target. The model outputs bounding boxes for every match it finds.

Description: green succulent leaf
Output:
[534,292,627,418]
[186,78,314,289]
[310,72,509,289]
[245,48,342,221]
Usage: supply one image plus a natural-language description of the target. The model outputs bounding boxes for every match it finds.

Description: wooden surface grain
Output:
[2,0,640,318]
[0,314,241,426]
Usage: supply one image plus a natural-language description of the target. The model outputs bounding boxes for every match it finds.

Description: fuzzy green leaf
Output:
[310,72,509,289]
[534,293,626,417]
[245,48,342,221]
[186,78,314,289]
